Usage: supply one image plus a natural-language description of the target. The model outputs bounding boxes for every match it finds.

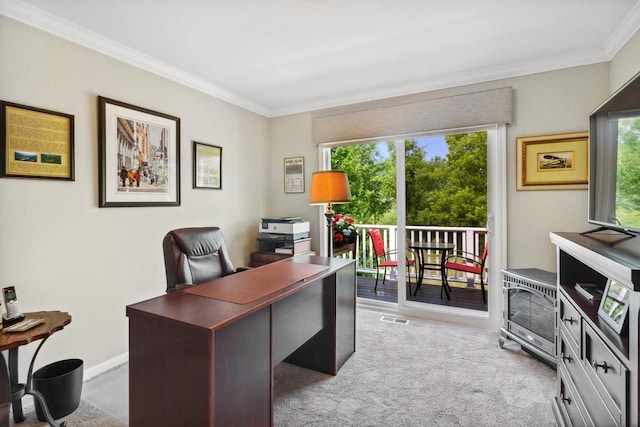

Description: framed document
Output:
[1,101,74,180]
[193,141,222,189]
[284,156,304,193]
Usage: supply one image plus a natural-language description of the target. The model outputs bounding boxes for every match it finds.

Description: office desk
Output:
[409,242,454,298]
[127,255,356,427]
[0,311,71,427]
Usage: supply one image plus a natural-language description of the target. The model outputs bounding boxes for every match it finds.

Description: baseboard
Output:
[83,352,129,381]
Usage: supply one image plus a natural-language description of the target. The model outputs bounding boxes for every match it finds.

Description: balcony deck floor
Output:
[356,275,487,312]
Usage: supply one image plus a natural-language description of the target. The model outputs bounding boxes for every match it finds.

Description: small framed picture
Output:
[284,156,304,193]
[1,101,74,180]
[516,132,588,190]
[98,96,180,207]
[598,278,630,334]
[193,141,222,190]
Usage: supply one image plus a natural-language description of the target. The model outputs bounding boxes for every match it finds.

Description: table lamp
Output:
[309,170,352,257]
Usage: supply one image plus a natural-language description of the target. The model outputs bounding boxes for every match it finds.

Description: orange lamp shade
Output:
[309,171,352,205]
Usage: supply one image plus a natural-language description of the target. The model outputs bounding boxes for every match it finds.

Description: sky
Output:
[416,135,448,160]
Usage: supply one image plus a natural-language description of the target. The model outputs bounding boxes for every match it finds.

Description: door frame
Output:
[318,123,506,331]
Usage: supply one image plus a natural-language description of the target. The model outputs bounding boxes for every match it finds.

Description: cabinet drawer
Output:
[559,329,581,385]
[559,333,619,427]
[584,322,627,425]
[558,364,588,427]
[559,294,581,349]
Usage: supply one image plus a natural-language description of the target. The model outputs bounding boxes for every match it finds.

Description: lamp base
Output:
[324,211,334,257]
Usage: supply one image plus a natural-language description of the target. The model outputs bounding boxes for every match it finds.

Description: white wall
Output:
[0,17,269,378]
[505,64,611,269]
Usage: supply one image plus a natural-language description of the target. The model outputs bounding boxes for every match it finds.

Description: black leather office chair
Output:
[163,226,242,293]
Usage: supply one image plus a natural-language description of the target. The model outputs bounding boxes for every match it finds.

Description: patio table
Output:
[409,242,455,299]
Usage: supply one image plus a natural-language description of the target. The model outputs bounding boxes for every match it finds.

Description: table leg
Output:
[0,352,11,427]
[24,337,65,427]
[440,249,451,300]
[413,249,425,296]
[8,349,24,423]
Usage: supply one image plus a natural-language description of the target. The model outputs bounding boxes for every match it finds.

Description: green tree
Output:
[331,132,487,228]
[412,132,487,227]
[331,143,395,224]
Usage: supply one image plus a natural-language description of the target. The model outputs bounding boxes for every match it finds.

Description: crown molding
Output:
[603,2,640,58]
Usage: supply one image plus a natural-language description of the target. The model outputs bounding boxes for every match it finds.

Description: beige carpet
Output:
[9,400,126,427]
[274,308,556,426]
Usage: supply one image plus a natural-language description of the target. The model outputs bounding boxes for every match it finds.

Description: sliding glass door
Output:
[324,125,505,328]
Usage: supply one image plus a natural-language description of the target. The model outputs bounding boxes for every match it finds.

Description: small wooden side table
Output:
[0,311,71,427]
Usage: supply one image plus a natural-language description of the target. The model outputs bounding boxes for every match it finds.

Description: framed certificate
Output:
[284,156,304,193]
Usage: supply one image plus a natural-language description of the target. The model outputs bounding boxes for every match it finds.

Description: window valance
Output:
[312,87,512,144]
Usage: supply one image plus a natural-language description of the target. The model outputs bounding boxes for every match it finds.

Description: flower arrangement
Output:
[333,214,357,244]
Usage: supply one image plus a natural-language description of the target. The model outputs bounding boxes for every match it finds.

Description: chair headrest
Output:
[169,227,225,256]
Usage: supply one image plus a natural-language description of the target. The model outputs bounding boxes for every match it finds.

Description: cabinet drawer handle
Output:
[561,352,573,363]
[592,359,610,374]
[562,316,576,325]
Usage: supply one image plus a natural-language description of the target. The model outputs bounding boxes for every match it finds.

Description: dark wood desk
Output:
[0,311,71,427]
[127,255,356,426]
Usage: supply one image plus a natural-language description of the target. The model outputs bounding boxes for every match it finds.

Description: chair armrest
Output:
[445,251,482,265]
[174,283,196,292]
[234,266,252,273]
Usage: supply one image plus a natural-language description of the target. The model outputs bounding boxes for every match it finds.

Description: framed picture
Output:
[598,278,630,334]
[516,132,588,190]
[284,156,304,193]
[1,101,74,180]
[193,141,222,189]
[98,96,180,207]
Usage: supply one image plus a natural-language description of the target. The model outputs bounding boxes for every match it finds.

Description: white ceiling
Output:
[2,0,640,117]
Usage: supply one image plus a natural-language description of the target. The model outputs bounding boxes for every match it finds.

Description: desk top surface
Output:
[127,255,354,331]
[184,261,329,304]
[0,311,71,351]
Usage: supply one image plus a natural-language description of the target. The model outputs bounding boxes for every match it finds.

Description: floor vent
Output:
[379,315,410,325]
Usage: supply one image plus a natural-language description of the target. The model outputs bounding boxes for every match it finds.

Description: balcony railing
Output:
[337,224,487,285]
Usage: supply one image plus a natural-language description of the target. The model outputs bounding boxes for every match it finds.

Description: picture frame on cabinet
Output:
[598,278,630,334]
[0,100,75,180]
[98,96,180,207]
[193,141,222,190]
[516,132,588,190]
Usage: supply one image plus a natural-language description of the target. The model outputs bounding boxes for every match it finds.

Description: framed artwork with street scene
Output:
[98,96,180,207]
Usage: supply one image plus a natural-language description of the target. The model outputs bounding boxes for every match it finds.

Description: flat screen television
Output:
[588,70,640,235]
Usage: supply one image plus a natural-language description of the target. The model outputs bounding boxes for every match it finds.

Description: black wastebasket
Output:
[32,358,83,421]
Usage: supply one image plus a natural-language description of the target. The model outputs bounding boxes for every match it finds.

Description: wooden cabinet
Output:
[551,232,640,427]
[249,250,316,267]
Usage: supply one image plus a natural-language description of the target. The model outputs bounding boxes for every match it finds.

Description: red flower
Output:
[335,233,344,243]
